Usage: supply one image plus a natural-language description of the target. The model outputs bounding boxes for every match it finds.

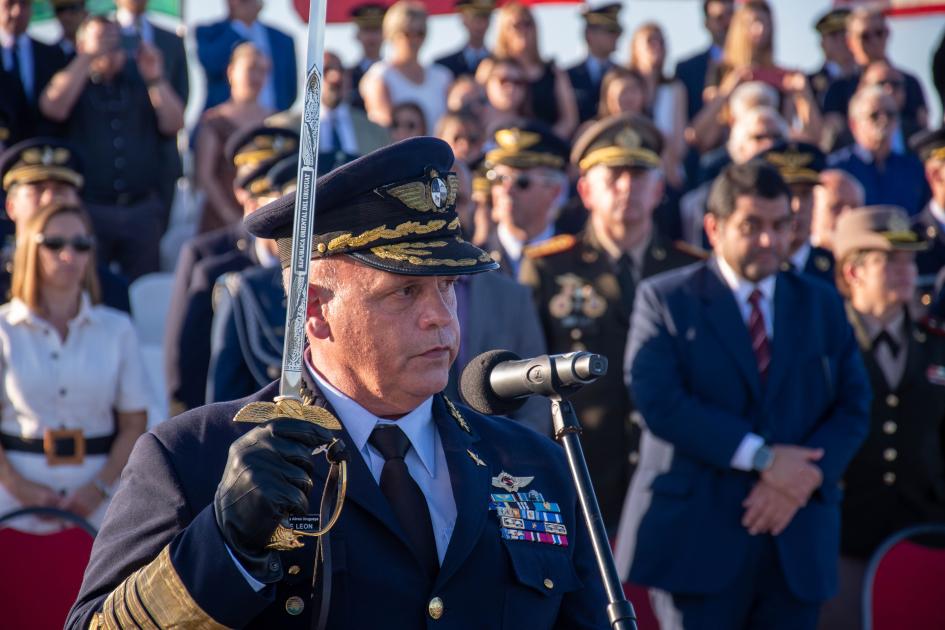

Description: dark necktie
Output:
[368,425,438,576]
[873,330,901,358]
[616,254,637,315]
[748,289,771,383]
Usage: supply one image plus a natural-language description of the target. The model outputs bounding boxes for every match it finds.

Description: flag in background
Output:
[30,0,181,23]
[293,0,579,24]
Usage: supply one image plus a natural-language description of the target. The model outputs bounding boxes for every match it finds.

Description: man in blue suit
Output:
[195,0,297,112]
[566,2,622,124]
[618,161,871,629]
[674,0,733,121]
[67,138,607,629]
[434,0,494,80]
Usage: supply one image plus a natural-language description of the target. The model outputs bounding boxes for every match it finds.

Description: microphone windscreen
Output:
[459,349,528,416]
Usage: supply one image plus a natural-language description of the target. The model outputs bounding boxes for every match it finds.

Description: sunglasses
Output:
[858,27,888,42]
[488,170,544,191]
[35,234,95,253]
[749,132,781,143]
[867,109,898,122]
[875,78,904,90]
[392,119,420,131]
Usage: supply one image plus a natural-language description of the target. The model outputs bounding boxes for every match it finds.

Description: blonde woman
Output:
[0,203,149,532]
[361,0,452,131]
[493,2,578,139]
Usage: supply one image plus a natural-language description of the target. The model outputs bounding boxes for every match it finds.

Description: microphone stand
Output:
[551,397,638,630]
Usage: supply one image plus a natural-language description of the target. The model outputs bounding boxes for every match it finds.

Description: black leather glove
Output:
[214,418,335,583]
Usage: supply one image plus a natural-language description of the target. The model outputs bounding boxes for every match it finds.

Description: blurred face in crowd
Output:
[586,24,621,60]
[925,158,945,205]
[462,11,491,45]
[306,258,459,416]
[447,78,487,117]
[36,211,93,293]
[227,0,262,25]
[704,0,734,47]
[322,52,347,109]
[357,26,384,60]
[392,16,427,59]
[490,164,562,241]
[860,62,907,112]
[811,171,863,250]
[55,2,88,42]
[847,13,888,65]
[579,164,663,247]
[729,111,783,164]
[0,0,30,37]
[706,193,793,282]
[821,28,853,67]
[845,249,916,312]
[603,75,646,117]
[6,181,80,225]
[390,104,426,142]
[115,0,147,15]
[505,11,537,57]
[78,19,126,78]
[486,62,528,114]
[850,91,898,157]
[632,27,665,75]
[438,118,483,164]
[227,45,270,103]
[788,183,816,252]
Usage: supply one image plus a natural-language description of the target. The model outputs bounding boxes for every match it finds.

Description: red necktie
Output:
[748,289,771,382]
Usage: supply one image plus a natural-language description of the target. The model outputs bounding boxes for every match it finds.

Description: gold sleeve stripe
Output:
[92,546,229,629]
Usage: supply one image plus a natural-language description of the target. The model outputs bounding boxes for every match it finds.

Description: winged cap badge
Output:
[492,471,534,492]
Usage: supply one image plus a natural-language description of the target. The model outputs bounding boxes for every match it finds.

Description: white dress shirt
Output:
[929,199,945,229]
[230,362,458,590]
[1,33,34,101]
[229,20,276,110]
[789,241,812,274]
[715,255,776,470]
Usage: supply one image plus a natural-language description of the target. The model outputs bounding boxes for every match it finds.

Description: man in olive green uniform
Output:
[519,113,705,530]
[820,205,945,630]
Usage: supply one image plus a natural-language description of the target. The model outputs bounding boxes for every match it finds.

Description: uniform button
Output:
[628,451,640,465]
[883,472,896,486]
[922,293,932,307]
[284,595,305,616]
[267,365,280,379]
[287,565,301,575]
[113,136,124,149]
[110,119,122,130]
[885,394,899,408]
[114,157,126,169]
[883,448,898,462]
[883,421,897,435]
[543,578,555,590]
[114,179,126,190]
[570,328,583,341]
[50,352,58,360]
[629,411,644,426]
[59,388,67,396]
[428,597,444,620]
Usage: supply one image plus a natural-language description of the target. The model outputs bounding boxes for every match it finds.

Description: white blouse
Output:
[0,294,150,438]
[363,61,452,132]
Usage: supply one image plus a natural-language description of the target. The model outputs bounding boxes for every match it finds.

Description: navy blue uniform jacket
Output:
[625,260,871,602]
[67,382,608,628]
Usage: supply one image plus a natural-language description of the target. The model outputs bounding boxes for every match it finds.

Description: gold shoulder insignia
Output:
[524,234,578,259]
[672,240,710,261]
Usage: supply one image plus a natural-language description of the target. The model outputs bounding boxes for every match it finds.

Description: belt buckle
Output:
[43,428,85,466]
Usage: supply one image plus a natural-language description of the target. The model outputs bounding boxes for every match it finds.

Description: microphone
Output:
[459,350,608,416]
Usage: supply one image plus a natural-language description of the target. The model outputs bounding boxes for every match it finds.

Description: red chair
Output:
[863,523,945,630]
[0,507,97,630]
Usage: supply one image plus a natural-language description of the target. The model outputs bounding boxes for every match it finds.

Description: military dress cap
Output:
[909,128,945,163]
[0,137,84,192]
[571,113,664,172]
[833,205,928,263]
[455,0,495,16]
[224,126,300,170]
[758,141,826,186]
[484,120,570,171]
[245,137,499,276]
[234,155,282,196]
[350,3,387,28]
[581,1,622,32]
[814,8,850,35]
[266,155,299,196]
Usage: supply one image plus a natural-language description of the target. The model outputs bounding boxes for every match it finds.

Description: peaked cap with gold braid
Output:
[758,141,826,186]
[571,113,664,172]
[581,1,622,33]
[0,137,84,192]
[245,137,498,276]
[484,119,570,171]
[909,128,945,164]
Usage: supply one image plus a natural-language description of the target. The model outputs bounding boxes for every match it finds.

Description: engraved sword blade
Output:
[279,0,326,401]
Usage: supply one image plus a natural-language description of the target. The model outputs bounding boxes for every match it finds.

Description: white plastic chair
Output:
[139,344,169,428]
[129,272,174,346]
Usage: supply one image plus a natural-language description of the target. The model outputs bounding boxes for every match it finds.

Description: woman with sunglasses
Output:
[477,57,532,137]
[0,203,149,532]
[492,2,578,140]
[360,0,452,133]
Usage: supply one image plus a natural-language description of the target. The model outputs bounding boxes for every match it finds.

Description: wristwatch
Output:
[752,445,775,472]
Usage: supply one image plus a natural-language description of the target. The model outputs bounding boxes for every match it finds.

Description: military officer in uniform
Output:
[0,137,129,311]
[760,142,836,286]
[434,0,495,79]
[566,1,623,125]
[910,128,945,307]
[807,8,855,111]
[819,206,945,630]
[483,120,571,276]
[348,3,386,112]
[67,137,607,629]
[165,125,298,412]
[519,113,705,531]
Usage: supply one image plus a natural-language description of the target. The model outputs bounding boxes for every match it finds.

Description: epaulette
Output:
[673,240,710,261]
[919,316,945,338]
[524,234,578,259]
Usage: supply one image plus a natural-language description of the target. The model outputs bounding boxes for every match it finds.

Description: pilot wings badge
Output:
[492,471,535,492]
